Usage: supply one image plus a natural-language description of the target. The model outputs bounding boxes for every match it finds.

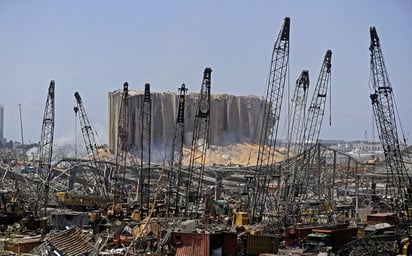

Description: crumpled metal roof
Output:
[47,228,94,256]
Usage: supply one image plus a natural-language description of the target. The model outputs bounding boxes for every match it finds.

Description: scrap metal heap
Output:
[2,19,412,256]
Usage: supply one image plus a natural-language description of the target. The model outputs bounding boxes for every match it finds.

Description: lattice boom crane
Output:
[369,27,410,208]
[291,50,332,202]
[249,17,290,223]
[38,80,55,216]
[186,67,212,215]
[74,91,108,195]
[139,83,152,209]
[167,84,187,215]
[115,82,130,198]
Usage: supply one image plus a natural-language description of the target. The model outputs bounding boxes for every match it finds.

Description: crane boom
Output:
[38,80,55,216]
[281,71,309,203]
[291,50,332,202]
[186,67,212,215]
[250,17,290,223]
[340,26,412,256]
[167,84,187,215]
[303,50,332,149]
[74,92,108,195]
[369,27,410,205]
[74,92,99,160]
[115,82,130,198]
[286,70,310,154]
[139,83,152,209]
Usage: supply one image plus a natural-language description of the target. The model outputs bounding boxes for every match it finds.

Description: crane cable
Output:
[392,95,408,147]
[328,69,332,126]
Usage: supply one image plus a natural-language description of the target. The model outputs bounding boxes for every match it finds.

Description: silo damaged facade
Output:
[108,89,264,161]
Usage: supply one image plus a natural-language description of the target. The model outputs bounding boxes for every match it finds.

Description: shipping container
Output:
[171,232,237,256]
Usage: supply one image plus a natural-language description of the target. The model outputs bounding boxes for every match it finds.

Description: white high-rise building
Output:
[0,104,4,145]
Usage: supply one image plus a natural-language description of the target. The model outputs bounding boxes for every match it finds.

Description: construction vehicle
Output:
[167,84,187,215]
[249,17,290,223]
[368,26,411,254]
[139,83,152,210]
[289,50,332,204]
[337,26,410,256]
[55,191,107,210]
[185,67,212,216]
[50,92,114,211]
[74,91,110,195]
[114,82,130,199]
[38,80,55,217]
[286,70,310,157]
[0,190,25,225]
[369,26,410,207]
[280,70,310,203]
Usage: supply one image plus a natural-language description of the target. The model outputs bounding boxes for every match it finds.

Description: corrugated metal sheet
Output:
[222,232,237,256]
[247,235,279,254]
[171,232,209,256]
[48,228,93,256]
[171,232,237,256]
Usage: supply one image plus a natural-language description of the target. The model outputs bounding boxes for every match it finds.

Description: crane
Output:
[337,27,410,256]
[186,67,212,215]
[38,80,55,216]
[249,17,290,223]
[114,82,130,200]
[167,84,187,215]
[139,83,152,210]
[369,28,411,255]
[290,50,332,203]
[369,27,410,206]
[281,70,310,202]
[286,70,310,154]
[74,92,109,195]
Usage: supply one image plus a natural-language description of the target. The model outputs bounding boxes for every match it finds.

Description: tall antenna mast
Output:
[18,103,24,145]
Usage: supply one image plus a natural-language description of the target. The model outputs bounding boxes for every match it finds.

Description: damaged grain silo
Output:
[107,88,264,161]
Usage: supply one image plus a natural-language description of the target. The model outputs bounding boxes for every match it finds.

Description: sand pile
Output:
[182,143,287,166]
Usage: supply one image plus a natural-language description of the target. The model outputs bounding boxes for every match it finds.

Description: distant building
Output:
[0,104,4,145]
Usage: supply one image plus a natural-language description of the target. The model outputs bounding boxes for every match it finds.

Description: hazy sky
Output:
[0,1,411,146]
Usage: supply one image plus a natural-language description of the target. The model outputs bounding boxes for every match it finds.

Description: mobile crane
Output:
[369,26,411,254]
[186,68,212,216]
[290,50,332,204]
[38,80,55,217]
[249,17,290,223]
[369,27,410,205]
[280,70,309,203]
[74,92,109,195]
[167,84,187,215]
[139,83,152,210]
[286,70,310,156]
[338,26,410,256]
[114,82,130,200]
